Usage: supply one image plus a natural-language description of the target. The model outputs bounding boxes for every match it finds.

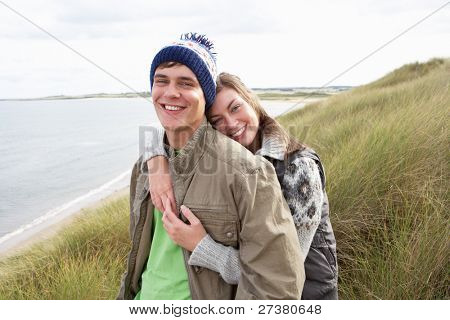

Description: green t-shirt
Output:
[134,208,191,300]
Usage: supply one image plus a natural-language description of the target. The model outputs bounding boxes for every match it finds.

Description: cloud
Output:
[0,0,448,98]
[52,0,283,38]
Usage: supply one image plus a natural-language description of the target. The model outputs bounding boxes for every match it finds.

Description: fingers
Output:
[167,189,176,212]
[160,194,168,211]
[150,185,176,213]
[161,211,173,230]
[163,202,183,227]
[180,205,200,225]
[164,198,175,216]
[164,210,182,225]
[151,190,164,212]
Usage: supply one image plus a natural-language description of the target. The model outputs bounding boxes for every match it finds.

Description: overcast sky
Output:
[0,0,449,99]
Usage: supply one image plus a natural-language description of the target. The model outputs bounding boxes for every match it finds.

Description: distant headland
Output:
[0,86,352,101]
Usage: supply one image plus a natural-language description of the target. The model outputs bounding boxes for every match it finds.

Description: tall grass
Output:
[278,58,449,299]
[0,197,130,299]
[0,58,448,299]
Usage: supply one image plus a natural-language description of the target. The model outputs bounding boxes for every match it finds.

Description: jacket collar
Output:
[255,133,286,161]
[165,116,210,178]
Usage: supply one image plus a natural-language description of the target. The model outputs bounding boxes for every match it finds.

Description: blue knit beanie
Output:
[150,33,218,109]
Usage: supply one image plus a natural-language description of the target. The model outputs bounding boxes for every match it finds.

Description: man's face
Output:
[152,64,206,134]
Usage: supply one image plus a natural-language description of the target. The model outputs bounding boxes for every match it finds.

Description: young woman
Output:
[145,72,338,299]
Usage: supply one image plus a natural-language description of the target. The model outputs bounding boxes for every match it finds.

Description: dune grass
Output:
[278,58,449,299]
[0,197,131,299]
[0,58,448,299]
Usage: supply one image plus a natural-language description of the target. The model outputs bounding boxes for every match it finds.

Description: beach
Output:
[0,187,129,260]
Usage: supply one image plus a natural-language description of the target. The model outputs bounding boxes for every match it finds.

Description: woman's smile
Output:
[229,125,246,140]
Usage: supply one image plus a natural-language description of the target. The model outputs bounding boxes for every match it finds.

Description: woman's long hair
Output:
[214,72,305,156]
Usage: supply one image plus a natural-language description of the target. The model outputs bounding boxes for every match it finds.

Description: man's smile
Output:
[160,104,187,113]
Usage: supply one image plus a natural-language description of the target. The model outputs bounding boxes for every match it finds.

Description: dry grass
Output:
[278,58,449,299]
[0,197,130,299]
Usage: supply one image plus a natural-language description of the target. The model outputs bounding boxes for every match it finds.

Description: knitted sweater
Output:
[143,125,323,284]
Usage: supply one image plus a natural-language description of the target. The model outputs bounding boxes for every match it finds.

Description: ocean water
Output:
[0,97,303,252]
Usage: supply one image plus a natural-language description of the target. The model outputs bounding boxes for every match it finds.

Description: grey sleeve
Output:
[283,157,323,260]
[188,234,240,284]
[142,124,167,162]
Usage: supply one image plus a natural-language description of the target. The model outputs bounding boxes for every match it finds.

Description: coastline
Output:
[0,187,129,261]
[0,87,348,102]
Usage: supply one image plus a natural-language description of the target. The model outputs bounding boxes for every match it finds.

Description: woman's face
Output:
[208,87,259,148]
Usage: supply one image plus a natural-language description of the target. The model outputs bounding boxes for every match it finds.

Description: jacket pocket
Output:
[185,204,238,247]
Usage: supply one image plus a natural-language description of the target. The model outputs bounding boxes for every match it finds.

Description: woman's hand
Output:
[147,156,175,212]
[162,198,207,252]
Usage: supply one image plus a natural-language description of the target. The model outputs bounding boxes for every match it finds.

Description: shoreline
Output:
[0,187,129,260]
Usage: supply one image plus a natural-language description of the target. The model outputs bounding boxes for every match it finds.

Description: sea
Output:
[0,97,305,253]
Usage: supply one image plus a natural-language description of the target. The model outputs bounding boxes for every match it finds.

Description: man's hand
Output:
[147,156,176,212]
[161,198,207,252]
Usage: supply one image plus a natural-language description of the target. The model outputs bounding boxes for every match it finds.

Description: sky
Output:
[0,0,449,99]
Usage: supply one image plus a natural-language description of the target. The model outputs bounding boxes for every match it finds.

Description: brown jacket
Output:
[117,118,305,299]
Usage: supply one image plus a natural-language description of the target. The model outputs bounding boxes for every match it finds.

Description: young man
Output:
[117,33,304,300]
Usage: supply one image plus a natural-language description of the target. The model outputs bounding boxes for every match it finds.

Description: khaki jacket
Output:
[117,118,304,299]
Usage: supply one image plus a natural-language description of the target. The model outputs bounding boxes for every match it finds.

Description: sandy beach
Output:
[0,187,129,261]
